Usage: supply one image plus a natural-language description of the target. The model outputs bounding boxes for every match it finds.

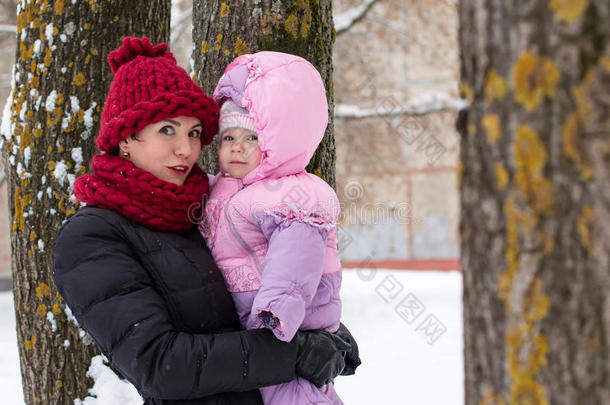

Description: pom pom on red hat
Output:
[96,37,219,153]
[108,37,174,74]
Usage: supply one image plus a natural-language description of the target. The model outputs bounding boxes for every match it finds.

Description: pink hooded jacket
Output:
[200,52,342,342]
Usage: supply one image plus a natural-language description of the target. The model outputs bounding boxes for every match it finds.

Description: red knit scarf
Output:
[74,154,208,232]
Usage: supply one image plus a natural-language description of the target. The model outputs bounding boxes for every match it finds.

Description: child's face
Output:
[219,128,262,179]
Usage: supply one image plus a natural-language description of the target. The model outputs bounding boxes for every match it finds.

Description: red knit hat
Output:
[96,37,219,153]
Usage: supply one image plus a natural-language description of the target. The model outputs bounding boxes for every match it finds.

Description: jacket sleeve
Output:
[52,211,297,400]
[247,210,331,342]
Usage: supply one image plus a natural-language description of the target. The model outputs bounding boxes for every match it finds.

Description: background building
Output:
[0,0,462,287]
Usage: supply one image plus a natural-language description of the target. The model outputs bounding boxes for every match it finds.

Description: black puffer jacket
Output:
[52,206,298,405]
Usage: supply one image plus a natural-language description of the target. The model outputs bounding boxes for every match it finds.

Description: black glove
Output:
[294,329,351,388]
[259,310,280,330]
[334,323,361,375]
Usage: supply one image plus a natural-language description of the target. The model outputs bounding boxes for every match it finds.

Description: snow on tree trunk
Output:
[1,1,170,403]
[458,1,609,404]
[192,0,337,188]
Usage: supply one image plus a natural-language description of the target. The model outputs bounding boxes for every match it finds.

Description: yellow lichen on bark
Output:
[577,205,595,257]
[43,47,53,67]
[495,163,509,190]
[523,277,551,323]
[509,372,548,405]
[36,282,51,298]
[313,168,325,181]
[20,42,35,62]
[54,0,65,15]
[58,195,76,216]
[549,0,589,23]
[495,123,554,405]
[74,72,86,86]
[47,107,63,126]
[561,113,593,180]
[513,52,560,111]
[201,41,209,54]
[285,14,299,39]
[234,37,249,56]
[285,0,312,39]
[13,187,32,232]
[87,0,100,13]
[220,2,230,18]
[35,304,47,317]
[514,125,546,174]
[505,277,551,405]
[485,69,507,102]
[513,125,554,215]
[214,34,223,52]
[482,114,501,144]
[479,390,507,405]
[25,335,36,350]
[460,82,474,103]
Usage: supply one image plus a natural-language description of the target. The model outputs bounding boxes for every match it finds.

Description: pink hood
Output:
[213,51,329,186]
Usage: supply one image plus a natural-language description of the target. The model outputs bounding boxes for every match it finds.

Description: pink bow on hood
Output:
[213,51,329,186]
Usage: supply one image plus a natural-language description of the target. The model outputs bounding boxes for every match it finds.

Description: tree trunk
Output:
[1,1,170,403]
[192,0,336,188]
[459,1,609,404]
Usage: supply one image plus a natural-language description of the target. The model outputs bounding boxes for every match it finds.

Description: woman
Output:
[52,37,359,405]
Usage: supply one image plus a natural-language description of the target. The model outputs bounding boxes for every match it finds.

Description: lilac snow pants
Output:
[232,285,344,405]
[259,378,343,405]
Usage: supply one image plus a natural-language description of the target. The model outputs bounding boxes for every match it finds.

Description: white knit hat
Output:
[218,100,257,138]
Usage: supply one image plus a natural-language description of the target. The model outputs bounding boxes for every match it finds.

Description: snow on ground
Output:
[0,269,463,405]
[0,291,23,405]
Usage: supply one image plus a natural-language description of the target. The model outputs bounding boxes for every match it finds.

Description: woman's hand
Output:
[335,323,362,376]
[294,329,351,388]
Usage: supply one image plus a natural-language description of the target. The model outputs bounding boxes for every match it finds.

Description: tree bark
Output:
[1,1,170,403]
[459,1,609,404]
[192,0,336,188]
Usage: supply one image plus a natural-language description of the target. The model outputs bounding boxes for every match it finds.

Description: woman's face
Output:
[119,116,202,186]
[218,128,262,179]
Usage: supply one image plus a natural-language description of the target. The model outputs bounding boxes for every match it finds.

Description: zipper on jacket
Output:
[224,179,265,275]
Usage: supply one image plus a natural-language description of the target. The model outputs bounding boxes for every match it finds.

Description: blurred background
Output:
[0,0,461,289]
[0,1,464,403]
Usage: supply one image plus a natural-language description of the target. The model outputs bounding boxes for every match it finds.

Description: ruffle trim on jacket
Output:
[263,204,337,239]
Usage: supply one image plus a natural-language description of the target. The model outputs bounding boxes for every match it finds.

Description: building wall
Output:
[0,0,461,277]
[333,0,460,268]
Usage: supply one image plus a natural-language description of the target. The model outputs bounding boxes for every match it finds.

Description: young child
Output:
[200,51,345,405]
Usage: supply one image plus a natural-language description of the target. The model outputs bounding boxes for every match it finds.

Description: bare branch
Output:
[335,93,468,118]
[0,24,16,33]
[334,0,379,35]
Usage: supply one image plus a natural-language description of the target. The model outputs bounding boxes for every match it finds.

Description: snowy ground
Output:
[0,269,464,405]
